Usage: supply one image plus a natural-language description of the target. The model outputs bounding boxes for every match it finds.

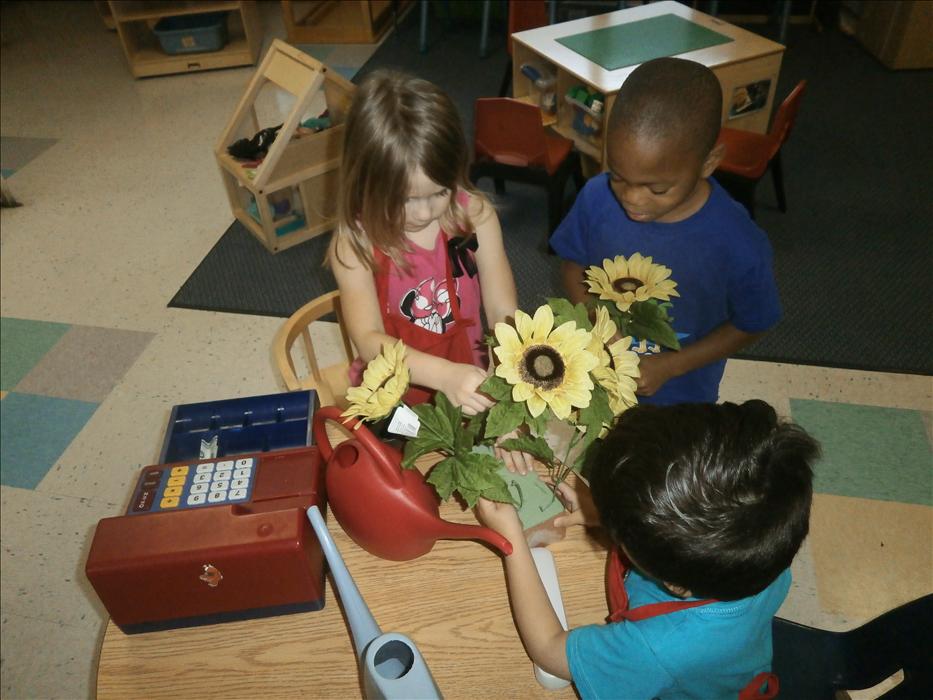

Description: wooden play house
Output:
[215,39,355,253]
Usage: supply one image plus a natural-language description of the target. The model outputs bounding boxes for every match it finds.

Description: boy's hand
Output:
[441,363,494,415]
[496,429,536,475]
[552,479,600,528]
[474,497,524,543]
[635,353,679,396]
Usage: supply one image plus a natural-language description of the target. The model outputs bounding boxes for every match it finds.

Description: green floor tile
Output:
[790,399,932,506]
[0,318,70,390]
[1,392,98,489]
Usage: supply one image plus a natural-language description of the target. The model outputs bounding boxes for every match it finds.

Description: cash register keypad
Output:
[128,458,256,515]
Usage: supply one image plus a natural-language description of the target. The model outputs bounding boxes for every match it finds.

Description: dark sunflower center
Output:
[612,277,643,293]
[521,345,565,390]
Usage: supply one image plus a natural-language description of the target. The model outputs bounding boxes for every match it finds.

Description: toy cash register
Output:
[85,446,326,634]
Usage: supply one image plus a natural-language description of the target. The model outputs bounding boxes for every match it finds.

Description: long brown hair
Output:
[334,69,482,270]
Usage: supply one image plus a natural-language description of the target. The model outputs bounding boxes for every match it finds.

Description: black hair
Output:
[608,57,723,160]
[589,400,818,600]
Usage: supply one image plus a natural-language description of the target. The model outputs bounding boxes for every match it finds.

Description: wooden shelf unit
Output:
[109,1,262,78]
[281,0,410,44]
[215,40,356,253]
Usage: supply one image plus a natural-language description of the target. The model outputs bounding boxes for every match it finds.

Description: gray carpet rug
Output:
[169,9,933,375]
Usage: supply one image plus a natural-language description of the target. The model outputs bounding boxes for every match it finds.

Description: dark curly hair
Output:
[589,400,818,600]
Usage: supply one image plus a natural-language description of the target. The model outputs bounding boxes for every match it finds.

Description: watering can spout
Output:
[434,519,513,556]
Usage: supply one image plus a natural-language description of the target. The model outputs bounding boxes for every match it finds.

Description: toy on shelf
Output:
[566,86,605,139]
[307,506,442,699]
[520,62,557,115]
[215,39,356,253]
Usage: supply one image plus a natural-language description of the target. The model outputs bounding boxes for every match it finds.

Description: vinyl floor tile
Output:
[1,393,98,489]
[0,135,58,171]
[15,324,154,402]
[808,493,932,623]
[790,399,932,506]
[0,317,70,390]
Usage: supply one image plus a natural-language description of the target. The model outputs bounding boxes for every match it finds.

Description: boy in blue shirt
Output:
[476,400,818,700]
[550,58,781,405]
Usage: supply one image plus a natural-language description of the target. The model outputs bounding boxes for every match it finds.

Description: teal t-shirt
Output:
[566,568,791,700]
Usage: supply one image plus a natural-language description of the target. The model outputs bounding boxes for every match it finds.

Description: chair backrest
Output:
[272,290,355,407]
[769,80,807,148]
[474,98,550,169]
[772,594,933,699]
[507,0,549,56]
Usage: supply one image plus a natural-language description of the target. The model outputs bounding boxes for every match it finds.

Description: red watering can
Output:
[312,406,513,561]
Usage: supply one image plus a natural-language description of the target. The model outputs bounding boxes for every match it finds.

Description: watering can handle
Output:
[313,406,404,488]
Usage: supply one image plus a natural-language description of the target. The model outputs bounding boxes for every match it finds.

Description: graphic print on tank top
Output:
[399,276,461,334]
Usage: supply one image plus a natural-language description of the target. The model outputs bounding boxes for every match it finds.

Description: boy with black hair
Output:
[551,57,781,405]
[475,400,819,699]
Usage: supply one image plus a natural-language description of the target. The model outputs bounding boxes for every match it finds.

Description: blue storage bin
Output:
[152,12,229,55]
[159,390,315,463]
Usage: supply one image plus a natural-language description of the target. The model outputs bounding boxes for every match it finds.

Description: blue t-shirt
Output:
[566,568,791,700]
[550,175,781,405]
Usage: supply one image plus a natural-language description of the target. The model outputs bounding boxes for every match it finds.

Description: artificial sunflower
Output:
[342,340,409,422]
[586,307,641,414]
[493,305,598,420]
[585,253,679,312]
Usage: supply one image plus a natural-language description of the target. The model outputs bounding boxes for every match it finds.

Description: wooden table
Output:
[96,435,610,699]
[511,0,785,168]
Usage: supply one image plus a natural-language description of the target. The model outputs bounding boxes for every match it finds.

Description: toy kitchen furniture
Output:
[511,0,785,169]
[215,39,356,253]
[85,446,326,633]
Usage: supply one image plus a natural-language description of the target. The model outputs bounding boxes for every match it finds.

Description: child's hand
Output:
[440,363,494,416]
[474,497,524,542]
[635,353,678,397]
[552,479,600,529]
[496,429,536,475]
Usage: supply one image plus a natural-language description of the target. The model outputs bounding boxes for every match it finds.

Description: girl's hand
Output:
[474,497,524,543]
[496,429,537,475]
[440,363,494,416]
[552,479,600,529]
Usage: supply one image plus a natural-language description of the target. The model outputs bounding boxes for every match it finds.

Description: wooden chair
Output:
[470,97,583,245]
[715,80,807,219]
[771,594,933,698]
[272,290,355,408]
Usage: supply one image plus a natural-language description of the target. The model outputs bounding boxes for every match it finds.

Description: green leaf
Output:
[426,458,457,501]
[411,401,455,447]
[628,300,681,350]
[498,434,555,464]
[527,408,550,437]
[484,399,526,438]
[401,436,448,469]
[481,478,514,505]
[479,374,512,401]
[546,297,591,331]
[434,391,463,432]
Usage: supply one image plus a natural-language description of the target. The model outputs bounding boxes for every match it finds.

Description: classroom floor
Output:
[1,3,930,699]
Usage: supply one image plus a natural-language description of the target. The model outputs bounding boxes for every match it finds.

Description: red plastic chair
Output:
[715,80,807,219]
[499,0,550,97]
[470,97,583,241]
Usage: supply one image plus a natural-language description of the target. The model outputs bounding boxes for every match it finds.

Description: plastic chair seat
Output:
[716,128,779,181]
[471,97,583,243]
[714,80,807,219]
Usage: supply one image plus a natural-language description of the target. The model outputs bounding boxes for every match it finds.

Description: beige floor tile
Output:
[0,487,113,630]
[1,611,104,700]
